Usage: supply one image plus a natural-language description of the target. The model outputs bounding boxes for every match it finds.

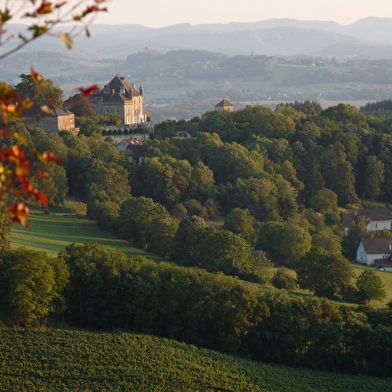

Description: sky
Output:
[93,0,392,27]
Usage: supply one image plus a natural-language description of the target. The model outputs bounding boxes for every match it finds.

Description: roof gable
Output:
[215,99,234,108]
[102,74,141,98]
[361,237,392,254]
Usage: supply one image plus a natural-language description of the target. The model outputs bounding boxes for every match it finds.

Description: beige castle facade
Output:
[89,75,147,125]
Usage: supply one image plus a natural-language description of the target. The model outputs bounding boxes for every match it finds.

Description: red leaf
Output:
[22,180,33,195]
[33,190,49,209]
[36,170,49,179]
[82,5,107,17]
[36,1,52,15]
[77,84,99,97]
[30,67,43,83]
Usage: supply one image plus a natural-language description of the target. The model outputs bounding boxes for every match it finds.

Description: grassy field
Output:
[10,212,161,262]
[0,328,391,392]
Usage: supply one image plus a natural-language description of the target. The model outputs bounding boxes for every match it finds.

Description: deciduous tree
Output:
[356,270,386,304]
[297,247,354,299]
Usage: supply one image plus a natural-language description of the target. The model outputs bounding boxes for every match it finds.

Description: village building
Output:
[342,208,392,234]
[215,99,234,112]
[126,144,149,163]
[176,122,199,138]
[356,237,392,271]
[116,137,141,152]
[88,74,148,125]
[22,104,79,135]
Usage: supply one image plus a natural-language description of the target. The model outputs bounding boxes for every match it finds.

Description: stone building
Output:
[215,99,234,113]
[23,104,79,135]
[89,74,147,125]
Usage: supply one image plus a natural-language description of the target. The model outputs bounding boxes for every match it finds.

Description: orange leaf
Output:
[30,67,43,83]
[8,203,30,227]
[36,170,49,179]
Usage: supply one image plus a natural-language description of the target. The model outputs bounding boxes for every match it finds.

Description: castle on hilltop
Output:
[89,74,149,125]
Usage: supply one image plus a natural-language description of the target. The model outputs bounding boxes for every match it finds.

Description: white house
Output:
[116,138,141,152]
[356,237,392,271]
[342,208,392,234]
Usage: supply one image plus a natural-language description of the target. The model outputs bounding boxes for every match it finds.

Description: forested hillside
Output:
[4,99,392,378]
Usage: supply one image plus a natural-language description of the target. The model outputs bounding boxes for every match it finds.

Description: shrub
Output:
[272,267,296,290]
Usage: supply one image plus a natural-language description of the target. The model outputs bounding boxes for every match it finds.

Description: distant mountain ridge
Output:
[4,17,392,59]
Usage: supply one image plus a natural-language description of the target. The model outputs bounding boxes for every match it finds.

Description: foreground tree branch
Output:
[0,0,108,225]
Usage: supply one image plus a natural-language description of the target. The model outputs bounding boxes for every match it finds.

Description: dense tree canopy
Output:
[297,247,354,299]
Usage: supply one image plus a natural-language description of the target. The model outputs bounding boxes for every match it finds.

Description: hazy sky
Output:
[94,0,392,27]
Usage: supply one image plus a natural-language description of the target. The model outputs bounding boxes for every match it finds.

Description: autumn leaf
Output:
[36,1,53,15]
[77,84,99,97]
[36,171,49,179]
[30,68,43,83]
[8,202,30,227]
[60,32,73,52]
[33,190,49,209]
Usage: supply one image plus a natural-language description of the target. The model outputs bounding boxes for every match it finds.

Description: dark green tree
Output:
[14,74,64,107]
[193,229,255,276]
[309,188,338,213]
[275,224,312,268]
[223,208,259,244]
[356,270,386,304]
[169,215,207,265]
[322,142,358,205]
[118,197,170,248]
[272,267,296,290]
[364,156,385,201]
[0,248,69,326]
[297,247,354,299]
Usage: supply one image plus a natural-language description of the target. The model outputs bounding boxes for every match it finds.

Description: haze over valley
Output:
[4,17,392,121]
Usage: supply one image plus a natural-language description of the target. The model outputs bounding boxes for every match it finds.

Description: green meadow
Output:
[10,212,161,262]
